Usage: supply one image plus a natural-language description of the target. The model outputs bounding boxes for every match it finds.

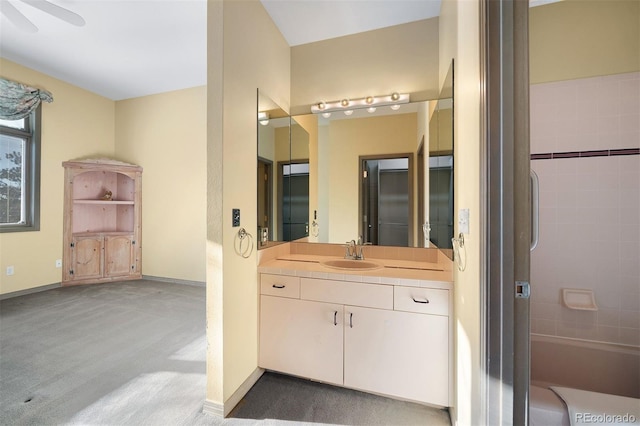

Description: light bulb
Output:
[341,99,350,107]
[367,107,376,113]
[391,92,400,101]
[365,96,374,104]
[317,101,326,110]
[322,112,331,118]
[390,104,401,111]
[344,110,353,116]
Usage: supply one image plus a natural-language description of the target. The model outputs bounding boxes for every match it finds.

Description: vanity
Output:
[257,243,453,408]
[255,61,455,408]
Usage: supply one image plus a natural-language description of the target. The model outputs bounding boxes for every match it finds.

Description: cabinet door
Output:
[260,295,343,386]
[71,236,103,280]
[344,306,449,406]
[104,235,133,277]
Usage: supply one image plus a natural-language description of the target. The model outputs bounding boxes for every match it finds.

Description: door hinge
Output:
[515,281,530,299]
[70,269,74,275]
[70,242,75,248]
[363,170,368,178]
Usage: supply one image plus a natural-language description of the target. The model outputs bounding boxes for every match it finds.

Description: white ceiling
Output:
[0,0,555,101]
[260,0,441,46]
[0,0,207,100]
[0,0,442,100]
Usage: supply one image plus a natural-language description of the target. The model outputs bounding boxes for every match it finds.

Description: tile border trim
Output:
[531,148,639,160]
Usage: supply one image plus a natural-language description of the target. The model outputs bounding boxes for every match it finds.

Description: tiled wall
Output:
[530,72,640,347]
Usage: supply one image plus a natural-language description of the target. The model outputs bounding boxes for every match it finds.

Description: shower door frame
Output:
[482,0,531,424]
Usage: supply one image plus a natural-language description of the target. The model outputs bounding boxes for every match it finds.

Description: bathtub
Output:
[530,334,640,425]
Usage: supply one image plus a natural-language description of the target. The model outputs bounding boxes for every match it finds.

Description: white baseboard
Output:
[223,367,264,416]
[202,367,265,418]
[202,399,224,418]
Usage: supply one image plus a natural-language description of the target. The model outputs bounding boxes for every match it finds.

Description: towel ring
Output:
[235,228,254,259]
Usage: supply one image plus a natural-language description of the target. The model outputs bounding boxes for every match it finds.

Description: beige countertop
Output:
[258,254,453,290]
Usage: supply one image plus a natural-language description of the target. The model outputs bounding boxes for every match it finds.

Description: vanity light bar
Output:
[311,93,410,114]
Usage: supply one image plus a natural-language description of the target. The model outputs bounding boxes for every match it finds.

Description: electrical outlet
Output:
[232,208,241,227]
[458,208,470,234]
[6,266,14,276]
[56,259,62,268]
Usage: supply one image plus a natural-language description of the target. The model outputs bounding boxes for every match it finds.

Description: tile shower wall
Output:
[530,72,640,347]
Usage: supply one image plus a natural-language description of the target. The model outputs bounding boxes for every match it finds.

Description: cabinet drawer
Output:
[301,278,392,309]
[261,274,300,299]
[394,286,449,316]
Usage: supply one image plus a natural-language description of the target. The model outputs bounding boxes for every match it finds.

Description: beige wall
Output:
[439,0,484,424]
[530,0,640,84]
[0,58,207,296]
[0,59,115,295]
[206,0,290,412]
[115,87,207,283]
[290,19,440,115]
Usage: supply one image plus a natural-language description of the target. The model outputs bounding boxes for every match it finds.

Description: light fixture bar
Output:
[311,93,410,114]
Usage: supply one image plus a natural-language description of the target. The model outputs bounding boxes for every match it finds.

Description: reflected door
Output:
[429,155,453,249]
[258,158,273,240]
[362,157,410,246]
[282,162,309,241]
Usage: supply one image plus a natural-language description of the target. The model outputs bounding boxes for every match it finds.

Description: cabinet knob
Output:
[272,284,285,289]
[412,296,430,304]
[334,311,338,326]
[349,312,353,328]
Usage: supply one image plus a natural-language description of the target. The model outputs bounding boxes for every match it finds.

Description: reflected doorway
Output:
[282,161,309,241]
[258,157,273,241]
[429,155,453,249]
[360,154,414,246]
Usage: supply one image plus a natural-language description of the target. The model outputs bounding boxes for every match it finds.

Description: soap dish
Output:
[561,288,598,311]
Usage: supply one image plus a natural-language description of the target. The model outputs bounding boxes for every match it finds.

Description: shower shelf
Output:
[561,288,598,311]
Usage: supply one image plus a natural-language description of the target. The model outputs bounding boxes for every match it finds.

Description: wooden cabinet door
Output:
[260,295,343,386]
[344,306,449,406]
[71,236,103,280]
[104,235,133,277]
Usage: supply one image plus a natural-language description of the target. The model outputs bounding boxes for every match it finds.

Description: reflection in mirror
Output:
[257,91,289,249]
[295,101,432,248]
[284,117,310,241]
[360,155,414,246]
[428,61,454,256]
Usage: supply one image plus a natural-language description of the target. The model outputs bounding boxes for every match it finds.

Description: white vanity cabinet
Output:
[344,305,449,406]
[259,273,452,407]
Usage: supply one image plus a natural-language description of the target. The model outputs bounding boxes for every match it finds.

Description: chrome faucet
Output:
[344,237,371,260]
[344,240,357,259]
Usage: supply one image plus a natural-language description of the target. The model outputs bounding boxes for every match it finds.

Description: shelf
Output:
[73,231,133,237]
[73,199,134,205]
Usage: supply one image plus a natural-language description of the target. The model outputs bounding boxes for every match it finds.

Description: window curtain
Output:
[0,77,53,121]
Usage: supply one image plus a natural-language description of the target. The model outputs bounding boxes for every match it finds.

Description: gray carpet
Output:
[0,279,450,426]
[229,372,451,425]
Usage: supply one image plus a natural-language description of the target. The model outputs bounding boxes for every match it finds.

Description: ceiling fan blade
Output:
[1,0,38,32]
[19,0,85,27]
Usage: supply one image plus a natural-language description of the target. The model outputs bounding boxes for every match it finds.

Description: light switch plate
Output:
[232,208,240,227]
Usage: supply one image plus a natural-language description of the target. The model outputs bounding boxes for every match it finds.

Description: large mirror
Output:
[429,61,454,253]
[298,104,429,247]
[257,60,454,255]
[257,91,310,249]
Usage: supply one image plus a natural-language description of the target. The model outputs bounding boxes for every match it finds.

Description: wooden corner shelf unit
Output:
[62,159,143,286]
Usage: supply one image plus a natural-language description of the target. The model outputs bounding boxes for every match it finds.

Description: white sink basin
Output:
[321,259,383,271]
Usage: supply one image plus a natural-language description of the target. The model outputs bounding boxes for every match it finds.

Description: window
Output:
[0,107,41,232]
